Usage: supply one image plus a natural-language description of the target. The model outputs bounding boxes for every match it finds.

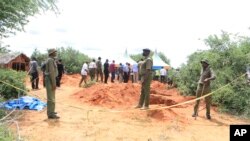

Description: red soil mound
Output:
[73,80,195,121]
[73,82,141,109]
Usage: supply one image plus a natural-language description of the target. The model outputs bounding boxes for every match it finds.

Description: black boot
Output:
[206,114,211,120]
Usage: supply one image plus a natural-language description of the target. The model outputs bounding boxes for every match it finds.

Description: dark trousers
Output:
[111,72,115,82]
[123,72,129,83]
[31,72,39,89]
[104,71,109,83]
[56,74,62,87]
[160,75,165,83]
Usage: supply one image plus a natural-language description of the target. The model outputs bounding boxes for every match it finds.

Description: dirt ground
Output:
[13,74,249,141]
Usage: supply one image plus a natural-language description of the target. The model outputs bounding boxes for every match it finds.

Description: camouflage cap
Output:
[48,48,57,55]
[200,59,209,65]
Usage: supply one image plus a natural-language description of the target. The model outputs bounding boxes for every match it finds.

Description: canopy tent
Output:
[152,49,170,70]
[116,49,137,66]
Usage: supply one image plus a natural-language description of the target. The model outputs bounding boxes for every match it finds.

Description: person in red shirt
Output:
[109,60,116,83]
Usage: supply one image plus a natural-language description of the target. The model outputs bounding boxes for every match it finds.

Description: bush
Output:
[0,69,27,99]
[0,124,15,141]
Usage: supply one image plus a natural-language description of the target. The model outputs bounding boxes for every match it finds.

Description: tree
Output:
[0,0,58,38]
[30,48,47,66]
[0,41,10,53]
[57,47,91,73]
[158,52,170,65]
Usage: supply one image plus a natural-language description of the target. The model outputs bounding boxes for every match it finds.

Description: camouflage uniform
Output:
[193,59,216,119]
[138,56,153,108]
[45,49,59,119]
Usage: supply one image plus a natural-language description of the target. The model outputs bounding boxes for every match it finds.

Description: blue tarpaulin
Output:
[0,96,46,111]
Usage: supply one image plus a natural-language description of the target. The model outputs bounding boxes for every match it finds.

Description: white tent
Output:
[152,49,170,70]
[116,49,137,65]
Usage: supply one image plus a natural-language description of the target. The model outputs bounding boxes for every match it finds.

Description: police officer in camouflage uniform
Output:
[45,49,60,119]
[192,59,216,119]
[135,48,153,110]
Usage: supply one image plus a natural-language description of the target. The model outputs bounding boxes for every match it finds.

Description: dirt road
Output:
[14,74,249,141]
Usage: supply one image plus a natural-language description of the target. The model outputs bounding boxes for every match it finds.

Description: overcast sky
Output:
[2,0,250,68]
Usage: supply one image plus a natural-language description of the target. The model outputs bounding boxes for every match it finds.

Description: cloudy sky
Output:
[2,0,250,68]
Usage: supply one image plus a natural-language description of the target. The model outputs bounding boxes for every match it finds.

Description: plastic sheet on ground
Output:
[0,96,46,111]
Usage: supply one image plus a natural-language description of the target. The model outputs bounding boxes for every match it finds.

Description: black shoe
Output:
[206,115,211,120]
[53,112,57,115]
[48,115,60,119]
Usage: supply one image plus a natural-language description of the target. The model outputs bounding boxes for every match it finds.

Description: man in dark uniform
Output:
[96,57,103,82]
[103,59,110,84]
[56,59,64,87]
[45,48,60,119]
[192,59,216,119]
[135,48,153,110]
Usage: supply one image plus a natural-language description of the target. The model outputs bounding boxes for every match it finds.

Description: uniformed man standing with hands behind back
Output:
[45,48,60,119]
[135,48,153,110]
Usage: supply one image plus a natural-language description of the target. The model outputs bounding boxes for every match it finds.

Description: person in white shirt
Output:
[79,62,88,87]
[88,59,97,81]
[160,67,167,83]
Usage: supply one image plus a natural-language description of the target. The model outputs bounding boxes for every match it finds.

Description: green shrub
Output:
[0,69,27,99]
[0,125,15,141]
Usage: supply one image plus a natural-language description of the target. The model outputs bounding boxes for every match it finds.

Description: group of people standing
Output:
[79,57,144,86]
